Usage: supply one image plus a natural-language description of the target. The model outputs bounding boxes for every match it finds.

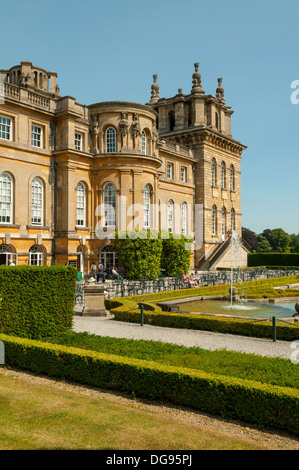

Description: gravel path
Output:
[72,314,295,360]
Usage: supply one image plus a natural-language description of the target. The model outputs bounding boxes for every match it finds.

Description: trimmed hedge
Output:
[0,265,77,339]
[111,308,299,341]
[105,275,299,341]
[248,253,299,267]
[1,333,298,434]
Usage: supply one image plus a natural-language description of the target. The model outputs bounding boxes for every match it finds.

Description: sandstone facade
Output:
[0,61,248,274]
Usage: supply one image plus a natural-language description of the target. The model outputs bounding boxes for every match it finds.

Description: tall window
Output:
[75,132,83,151]
[212,159,216,186]
[230,165,235,191]
[221,207,226,238]
[31,125,43,148]
[143,185,150,228]
[212,205,217,236]
[168,200,174,233]
[0,173,13,224]
[76,182,86,226]
[0,116,12,141]
[31,178,43,225]
[231,208,235,231]
[221,162,226,189]
[29,245,43,266]
[215,112,219,130]
[103,183,116,226]
[181,202,187,234]
[181,166,186,183]
[141,131,146,155]
[105,127,116,153]
[167,162,173,179]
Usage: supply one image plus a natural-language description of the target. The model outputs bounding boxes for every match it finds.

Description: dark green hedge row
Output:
[0,265,77,339]
[248,253,299,267]
[1,333,298,434]
[110,308,299,341]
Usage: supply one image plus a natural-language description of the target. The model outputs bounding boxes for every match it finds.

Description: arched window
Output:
[141,131,147,155]
[212,158,217,186]
[103,183,116,226]
[0,173,13,224]
[168,200,174,233]
[221,207,226,238]
[99,245,118,271]
[31,177,43,225]
[221,162,226,189]
[105,127,116,153]
[231,208,235,231]
[29,245,44,266]
[230,165,235,191]
[143,185,150,228]
[76,182,86,227]
[181,202,187,235]
[212,205,217,236]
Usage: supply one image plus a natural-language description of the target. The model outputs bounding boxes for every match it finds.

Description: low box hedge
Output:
[248,253,299,267]
[110,308,299,341]
[1,333,298,435]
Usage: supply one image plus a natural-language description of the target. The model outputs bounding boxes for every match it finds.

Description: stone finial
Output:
[216,78,225,103]
[191,62,202,92]
[150,74,160,104]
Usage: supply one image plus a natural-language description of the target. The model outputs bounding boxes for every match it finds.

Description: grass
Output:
[44,332,299,389]
[0,370,283,450]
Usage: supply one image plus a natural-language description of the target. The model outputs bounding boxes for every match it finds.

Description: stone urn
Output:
[82,284,108,317]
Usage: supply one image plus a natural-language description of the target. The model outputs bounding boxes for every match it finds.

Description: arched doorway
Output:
[0,244,17,265]
[99,245,118,272]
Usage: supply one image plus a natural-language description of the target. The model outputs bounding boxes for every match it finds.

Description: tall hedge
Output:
[0,265,77,339]
[248,253,299,267]
[113,230,163,279]
[160,232,192,276]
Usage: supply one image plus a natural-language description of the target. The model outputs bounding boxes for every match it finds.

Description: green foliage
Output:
[1,333,298,434]
[256,235,273,252]
[262,228,291,253]
[0,265,76,339]
[112,229,192,279]
[45,331,299,389]
[160,232,192,276]
[248,253,299,267]
[112,230,163,279]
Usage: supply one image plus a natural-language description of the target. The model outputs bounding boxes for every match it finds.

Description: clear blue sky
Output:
[2,0,299,235]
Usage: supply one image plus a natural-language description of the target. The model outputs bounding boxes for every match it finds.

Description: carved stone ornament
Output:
[90,114,100,153]
[132,113,140,137]
[119,112,129,136]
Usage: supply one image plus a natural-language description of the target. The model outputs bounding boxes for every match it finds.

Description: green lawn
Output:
[0,370,284,450]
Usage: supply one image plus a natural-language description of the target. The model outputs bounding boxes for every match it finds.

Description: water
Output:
[179,299,297,319]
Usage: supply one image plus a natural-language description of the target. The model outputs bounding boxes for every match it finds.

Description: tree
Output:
[289,233,299,253]
[242,227,259,252]
[256,234,272,252]
[263,228,290,253]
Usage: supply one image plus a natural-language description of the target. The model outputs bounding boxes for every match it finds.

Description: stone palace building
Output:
[0,61,249,274]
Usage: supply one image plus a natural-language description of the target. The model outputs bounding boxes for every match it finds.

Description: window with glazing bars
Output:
[0,173,12,223]
[103,183,116,226]
[31,178,43,225]
[75,132,83,151]
[0,116,12,141]
[76,182,86,226]
[106,128,116,153]
[31,125,43,148]
[143,185,150,227]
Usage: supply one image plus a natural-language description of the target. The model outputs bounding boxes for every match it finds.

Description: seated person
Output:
[97,266,105,283]
[111,265,119,278]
